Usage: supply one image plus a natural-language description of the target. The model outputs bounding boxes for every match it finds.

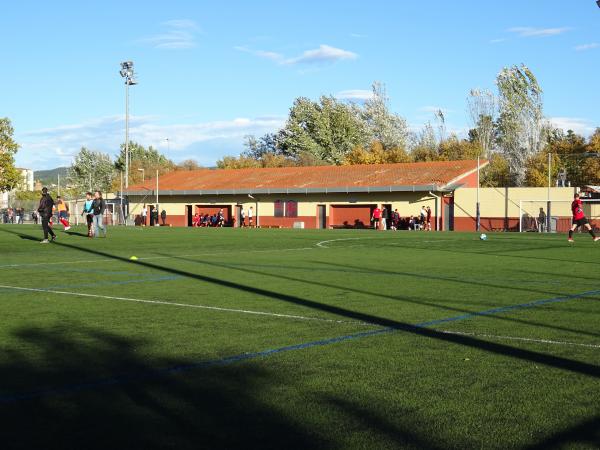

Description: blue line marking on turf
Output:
[1,288,598,404]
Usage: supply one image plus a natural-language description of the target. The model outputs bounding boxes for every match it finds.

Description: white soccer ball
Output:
[480,233,487,241]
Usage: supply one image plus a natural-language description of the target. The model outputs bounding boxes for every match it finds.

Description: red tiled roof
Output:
[126,160,486,194]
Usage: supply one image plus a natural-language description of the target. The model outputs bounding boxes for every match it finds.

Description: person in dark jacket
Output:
[37,187,56,243]
[91,190,107,238]
[160,209,167,225]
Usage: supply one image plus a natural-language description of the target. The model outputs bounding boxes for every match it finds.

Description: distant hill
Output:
[35,167,69,186]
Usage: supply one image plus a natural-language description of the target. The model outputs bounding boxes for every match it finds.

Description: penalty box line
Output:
[0,284,373,327]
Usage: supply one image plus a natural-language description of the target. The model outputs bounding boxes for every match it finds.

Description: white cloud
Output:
[236,44,357,66]
[15,115,285,170]
[284,45,357,65]
[574,43,600,51]
[507,26,571,37]
[139,19,200,49]
[336,89,374,101]
[549,117,596,136]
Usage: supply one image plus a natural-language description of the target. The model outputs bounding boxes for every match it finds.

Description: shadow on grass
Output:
[170,254,600,340]
[0,324,333,449]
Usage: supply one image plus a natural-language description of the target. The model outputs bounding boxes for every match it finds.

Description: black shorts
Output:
[573,217,589,227]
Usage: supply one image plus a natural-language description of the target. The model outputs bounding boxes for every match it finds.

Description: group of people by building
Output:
[371,205,433,231]
[192,210,226,227]
[139,205,167,226]
[1,207,27,224]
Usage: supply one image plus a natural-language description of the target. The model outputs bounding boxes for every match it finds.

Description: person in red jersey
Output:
[568,193,599,243]
[372,206,381,230]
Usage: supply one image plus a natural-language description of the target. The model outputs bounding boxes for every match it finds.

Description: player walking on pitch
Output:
[568,193,599,243]
[37,187,56,243]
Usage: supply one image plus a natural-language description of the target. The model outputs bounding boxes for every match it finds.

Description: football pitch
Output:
[0,225,598,449]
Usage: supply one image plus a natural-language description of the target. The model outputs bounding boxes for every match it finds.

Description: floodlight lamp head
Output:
[597,0,600,8]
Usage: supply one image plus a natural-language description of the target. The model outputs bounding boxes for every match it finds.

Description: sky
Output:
[1,0,599,171]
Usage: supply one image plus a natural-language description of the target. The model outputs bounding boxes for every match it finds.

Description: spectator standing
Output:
[426,206,432,231]
[537,208,547,233]
[240,208,246,227]
[160,209,167,225]
[372,206,381,230]
[381,207,388,231]
[141,205,147,226]
[248,206,254,227]
[92,191,107,238]
[37,187,56,243]
[391,209,400,231]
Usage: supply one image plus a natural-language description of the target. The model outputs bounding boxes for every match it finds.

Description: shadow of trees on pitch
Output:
[0,323,456,450]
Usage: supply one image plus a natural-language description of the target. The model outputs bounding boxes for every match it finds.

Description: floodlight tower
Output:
[119,61,138,189]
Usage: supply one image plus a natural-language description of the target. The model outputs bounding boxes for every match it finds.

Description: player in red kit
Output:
[568,193,599,243]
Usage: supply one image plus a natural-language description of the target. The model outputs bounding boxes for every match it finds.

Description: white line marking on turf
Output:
[0,246,315,269]
[315,237,454,248]
[439,330,600,349]
[0,284,371,326]
[316,237,376,248]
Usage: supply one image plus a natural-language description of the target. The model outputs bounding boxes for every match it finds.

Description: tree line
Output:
[217,65,600,187]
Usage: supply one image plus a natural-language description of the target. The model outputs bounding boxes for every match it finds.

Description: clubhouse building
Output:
[123,160,586,232]
[124,160,484,230]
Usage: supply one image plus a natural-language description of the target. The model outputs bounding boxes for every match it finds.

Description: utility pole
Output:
[119,61,138,189]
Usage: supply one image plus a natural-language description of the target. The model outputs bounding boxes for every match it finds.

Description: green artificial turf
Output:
[0,224,598,449]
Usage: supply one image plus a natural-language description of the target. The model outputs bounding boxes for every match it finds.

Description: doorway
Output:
[185,205,193,227]
[317,205,327,229]
[235,205,242,228]
[443,197,454,231]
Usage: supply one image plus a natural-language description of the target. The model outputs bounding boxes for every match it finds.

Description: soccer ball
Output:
[480,233,487,241]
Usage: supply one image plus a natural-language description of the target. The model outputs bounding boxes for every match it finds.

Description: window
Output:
[274,200,298,218]
[285,200,298,218]
[274,200,284,217]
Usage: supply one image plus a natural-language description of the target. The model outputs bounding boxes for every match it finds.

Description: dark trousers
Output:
[41,215,55,239]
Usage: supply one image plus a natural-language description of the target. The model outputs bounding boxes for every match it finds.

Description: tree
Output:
[467,89,497,158]
[582,128,600,185]
[361,82,409,150]
[242,133,279,159]
[177,159,202,171]
[276,96,368,164]
[114,142,175,184]
[411,122,439,161]
[343,141,411,165]
[480,153,510,187]
[0,118,21,192]
[68,147,115,194]
[495,64,546,186]
[437,136,481,161]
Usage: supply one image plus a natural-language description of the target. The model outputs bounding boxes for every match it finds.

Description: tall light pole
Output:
[119,61,138,189]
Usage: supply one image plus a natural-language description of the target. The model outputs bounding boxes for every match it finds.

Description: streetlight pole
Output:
[119,61,138,190]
